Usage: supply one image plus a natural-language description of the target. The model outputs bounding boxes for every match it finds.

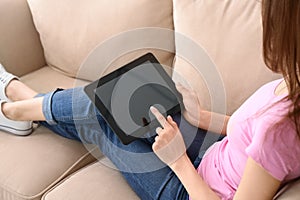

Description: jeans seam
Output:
[54,114,99,122]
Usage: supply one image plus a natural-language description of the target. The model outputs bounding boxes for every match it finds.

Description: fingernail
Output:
[150,106,156,112]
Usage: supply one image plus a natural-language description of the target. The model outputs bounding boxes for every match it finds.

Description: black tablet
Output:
[84,53,183,145]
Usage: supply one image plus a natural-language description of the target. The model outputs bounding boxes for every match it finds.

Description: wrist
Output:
[169,153,190,172]
[200,110,229,135]
[199,110,210,129]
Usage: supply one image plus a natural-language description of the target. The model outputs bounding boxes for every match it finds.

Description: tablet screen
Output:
[94,61,180,137]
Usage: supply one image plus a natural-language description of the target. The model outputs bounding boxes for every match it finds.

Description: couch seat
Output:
[0,66,97,200]
[42,160,139,200]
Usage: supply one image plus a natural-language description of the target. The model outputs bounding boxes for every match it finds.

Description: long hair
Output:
[262,0,300,136]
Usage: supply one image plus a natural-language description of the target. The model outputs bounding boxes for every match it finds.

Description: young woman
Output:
[0,0,299,199]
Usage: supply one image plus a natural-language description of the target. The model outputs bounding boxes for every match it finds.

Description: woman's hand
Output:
[176,83,202,127]
[150,106,187,167]
[150,107,221,200]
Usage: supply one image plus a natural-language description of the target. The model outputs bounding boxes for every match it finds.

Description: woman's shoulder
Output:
[259,78,284,90]
[250,78,284,99]
[231,78,286,122]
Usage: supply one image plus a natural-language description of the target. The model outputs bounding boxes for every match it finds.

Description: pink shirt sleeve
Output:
[245,117,298,181]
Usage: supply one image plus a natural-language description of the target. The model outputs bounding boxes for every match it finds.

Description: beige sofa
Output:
[0,0,299,199]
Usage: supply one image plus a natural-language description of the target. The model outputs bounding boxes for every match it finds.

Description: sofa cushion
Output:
[42,160,139,200]
[0,67,97,200]
[172,0,281,115]
[0,126,97,200]
[0,0,45,77]
[20,66,89,92]
[274,179,300,200]
[27,0,175,81]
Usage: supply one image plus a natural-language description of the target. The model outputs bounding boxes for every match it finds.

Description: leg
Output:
[0,64,38,102]
[2,97,45,121]
[11,87,188,199]
[1,83,221,199]
[31,87,223,199]
[0,78,44,121]
[0,78,41,135]
[6,79,38,101]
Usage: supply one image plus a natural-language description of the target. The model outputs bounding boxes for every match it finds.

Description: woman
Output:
[0,0,299,199]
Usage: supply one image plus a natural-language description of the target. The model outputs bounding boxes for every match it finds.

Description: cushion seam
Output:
[0,147,97,199]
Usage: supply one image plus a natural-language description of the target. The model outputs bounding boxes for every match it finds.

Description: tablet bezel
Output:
[84,53,182,144]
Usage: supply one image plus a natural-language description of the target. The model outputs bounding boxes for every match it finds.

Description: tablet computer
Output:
[84,53,183,144]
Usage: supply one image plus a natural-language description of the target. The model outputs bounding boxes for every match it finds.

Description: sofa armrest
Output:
[0,0,45,76]
[274,178,300,200]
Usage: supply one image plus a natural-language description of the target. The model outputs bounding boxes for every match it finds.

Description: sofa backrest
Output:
[0,0,45,77]
[27,0,175,81]
[172,0,281,115]
[27,0,282,115]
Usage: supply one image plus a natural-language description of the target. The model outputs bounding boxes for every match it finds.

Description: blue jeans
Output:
[36,88,223,200]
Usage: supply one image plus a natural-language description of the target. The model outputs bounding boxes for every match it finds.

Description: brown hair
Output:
[262,0,300,136]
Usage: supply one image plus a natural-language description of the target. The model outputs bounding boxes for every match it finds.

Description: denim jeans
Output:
[36,87,223,200]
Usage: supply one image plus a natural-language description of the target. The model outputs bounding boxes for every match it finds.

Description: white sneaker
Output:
[0,63,19,102]
[0,100,32,136]
[0,63,5,74]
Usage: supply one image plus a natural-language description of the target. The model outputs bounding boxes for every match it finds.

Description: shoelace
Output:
[0,73,12,84]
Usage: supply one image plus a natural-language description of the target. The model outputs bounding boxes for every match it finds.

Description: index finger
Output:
[150,106,167,128]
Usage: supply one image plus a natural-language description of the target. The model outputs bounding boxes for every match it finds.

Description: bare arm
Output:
[233,157,281,200]
[170,154,221,200]
[171,155,281,200]
[151,106,221,200]
[151,107,281,200]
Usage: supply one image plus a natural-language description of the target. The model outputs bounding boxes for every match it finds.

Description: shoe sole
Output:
[0,124,32,136]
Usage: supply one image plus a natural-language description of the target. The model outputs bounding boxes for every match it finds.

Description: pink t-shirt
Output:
[198,79,300,200]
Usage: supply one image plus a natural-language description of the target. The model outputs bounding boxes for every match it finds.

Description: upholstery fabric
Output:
[27,0,175,81]
[0,126,96,200]
[274,179,300,200]
[0,67,96,200]
[42,160,139,200]
[0,0,45,77]
[20,66,90,93]
[1,0,299,199]
[172,0,281,115]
